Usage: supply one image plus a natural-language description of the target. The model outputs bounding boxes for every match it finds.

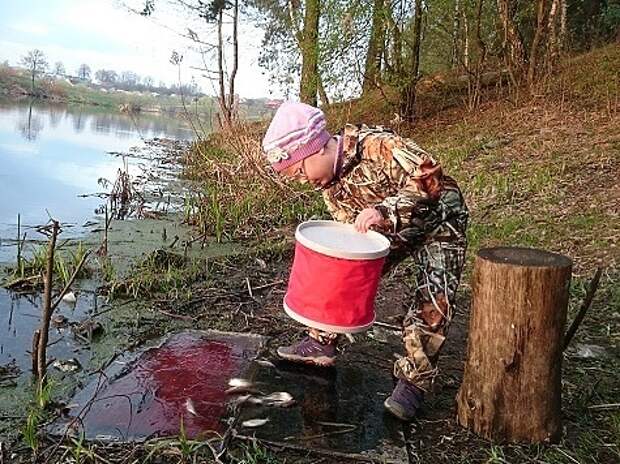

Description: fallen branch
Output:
[562,267,603,351]
[157,308,194,322]
[234,434,399,463]
[587,403,620,411]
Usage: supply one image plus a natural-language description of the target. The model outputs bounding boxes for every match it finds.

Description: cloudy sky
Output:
[0,0,277,98]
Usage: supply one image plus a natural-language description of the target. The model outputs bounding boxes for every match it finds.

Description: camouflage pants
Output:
[391,241,466,390]
[309,240,466,391]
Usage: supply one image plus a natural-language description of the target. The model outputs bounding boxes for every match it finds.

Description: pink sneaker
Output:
[276,336,337,367]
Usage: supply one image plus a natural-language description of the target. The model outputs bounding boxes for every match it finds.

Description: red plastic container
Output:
[284,220,391,333]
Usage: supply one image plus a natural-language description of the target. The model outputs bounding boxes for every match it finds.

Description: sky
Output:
[0,0,278,98]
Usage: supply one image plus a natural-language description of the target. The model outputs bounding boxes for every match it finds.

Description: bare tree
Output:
[527,0,551,84]
[143,75,155,88]
[77,63,91,80]
[53,61,65,76]
[496,0,525,85]
[95,69,118,84]
[139,0,239,127]
[21,49,48,93]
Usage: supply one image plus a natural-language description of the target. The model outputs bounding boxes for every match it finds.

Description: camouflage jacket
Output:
[323,124,468,250]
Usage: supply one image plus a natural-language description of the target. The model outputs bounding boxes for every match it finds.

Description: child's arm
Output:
[373,147,448,243]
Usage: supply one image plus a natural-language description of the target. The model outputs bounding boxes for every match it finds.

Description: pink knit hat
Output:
[262,102,331,172]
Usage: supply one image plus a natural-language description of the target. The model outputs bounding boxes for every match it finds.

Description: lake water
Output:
[0,99,195,263]
[0,99,195,382]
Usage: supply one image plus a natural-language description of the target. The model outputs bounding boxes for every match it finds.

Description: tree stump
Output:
[456,247,572,443]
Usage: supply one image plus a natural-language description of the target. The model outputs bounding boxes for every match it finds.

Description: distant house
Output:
[266,99,284,109]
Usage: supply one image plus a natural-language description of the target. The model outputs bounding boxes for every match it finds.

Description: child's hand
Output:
[354,208,383,233]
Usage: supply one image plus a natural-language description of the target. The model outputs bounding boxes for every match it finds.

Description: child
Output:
[262,102,468,421]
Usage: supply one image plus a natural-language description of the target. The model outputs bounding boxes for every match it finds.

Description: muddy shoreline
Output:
[1,131,618,463]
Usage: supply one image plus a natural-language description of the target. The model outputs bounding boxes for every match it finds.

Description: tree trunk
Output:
[217,9,229,127]
[546,0,560,74]
[317,73,330,106]
[528,0,550,84]
[226,0,239,123]
[300,0,320,106]
[559,0,567,48]
[452,0,461,68]
[467,0,487,110]
[456,247,572,443]
[399,0,423,121]
[496,0,526,82]
[385,2,403,77]
[461,7,470,70]
[362,0,386,95]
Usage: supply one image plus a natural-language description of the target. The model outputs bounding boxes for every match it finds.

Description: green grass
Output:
[107,249,209,299]
[3,240,91,289]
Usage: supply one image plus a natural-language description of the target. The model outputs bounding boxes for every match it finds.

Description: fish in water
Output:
[241,418,269,428]
[236,391,295,408]
[226,377,258,394]
[185,398,197,416]
[62,291,77,304]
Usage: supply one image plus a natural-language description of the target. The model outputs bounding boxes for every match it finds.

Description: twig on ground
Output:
[234,434,399,463]
[563,267,603,351]
[588,403,620,410]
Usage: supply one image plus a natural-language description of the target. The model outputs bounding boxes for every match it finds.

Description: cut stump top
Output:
[477,247,572,269]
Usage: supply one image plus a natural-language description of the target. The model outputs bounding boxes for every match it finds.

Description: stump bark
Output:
[456,247,572,443]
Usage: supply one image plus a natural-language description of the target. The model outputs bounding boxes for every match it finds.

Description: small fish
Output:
[51,358,81,372]
[255,359,275,368]
[185,398,197,416]
[261,391,294,407]
[226,378,257,394]
[62,292,77,304]
[228,378,253,388]
[241,418,269,428]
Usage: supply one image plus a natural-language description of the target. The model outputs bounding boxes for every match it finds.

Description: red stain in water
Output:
[75,333,256,440]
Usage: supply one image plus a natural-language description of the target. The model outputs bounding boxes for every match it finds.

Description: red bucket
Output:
[283,220,390,334]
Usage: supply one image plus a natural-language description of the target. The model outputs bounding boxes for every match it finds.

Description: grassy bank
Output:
[177,45,619,463]
[186,45,619,274]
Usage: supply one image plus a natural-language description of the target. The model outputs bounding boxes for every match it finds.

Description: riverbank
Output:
[178,44,619,462]
[0,65,272,118]
[0,45,618,463]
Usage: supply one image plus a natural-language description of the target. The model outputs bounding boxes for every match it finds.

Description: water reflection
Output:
[0,98,196,262]
[16,104,44,141]
[6,99,196,142]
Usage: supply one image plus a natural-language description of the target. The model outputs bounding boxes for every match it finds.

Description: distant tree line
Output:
[13,49,202,97]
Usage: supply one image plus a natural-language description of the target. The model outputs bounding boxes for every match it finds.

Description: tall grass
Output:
[6,241,90,287]
[183,122,326,242]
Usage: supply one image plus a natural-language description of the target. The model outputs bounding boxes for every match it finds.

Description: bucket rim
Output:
[283,299,375,334]
[295,220,390,260]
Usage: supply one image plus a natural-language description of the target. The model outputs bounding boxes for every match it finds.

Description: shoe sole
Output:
[276,349,336,367]
[384,397,415,421]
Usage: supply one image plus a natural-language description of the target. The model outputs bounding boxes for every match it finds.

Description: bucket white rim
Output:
[295,220,390,260]
[283,299,375,334]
